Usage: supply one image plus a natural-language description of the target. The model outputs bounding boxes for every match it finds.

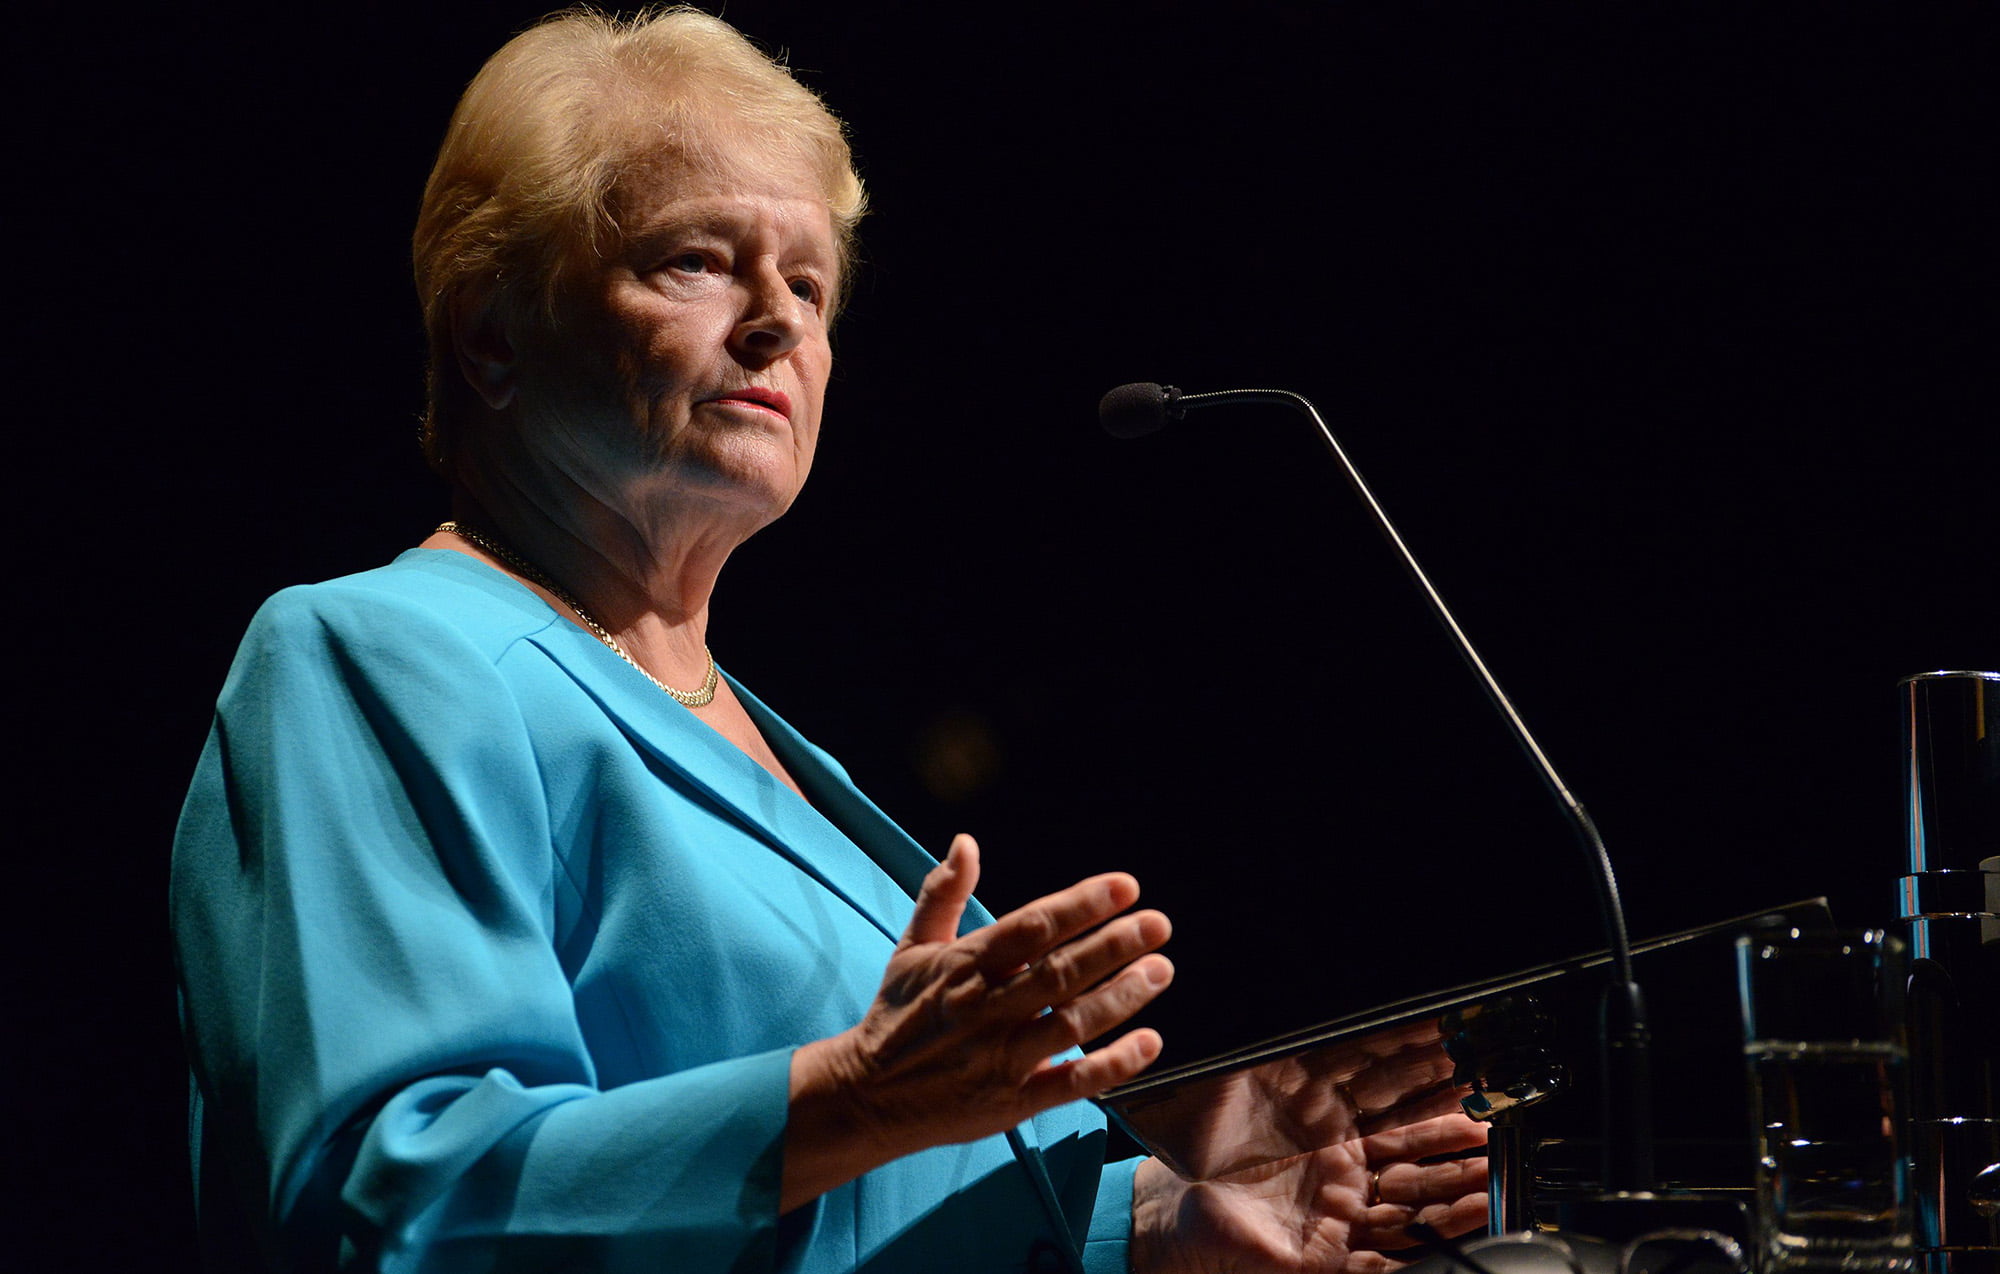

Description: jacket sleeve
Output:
[172,585,797,1273]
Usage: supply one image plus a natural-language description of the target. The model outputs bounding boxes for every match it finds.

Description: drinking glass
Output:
[1735,928,1914,1272]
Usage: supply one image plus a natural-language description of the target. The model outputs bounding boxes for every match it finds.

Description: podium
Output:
[1097,898,1835,1237]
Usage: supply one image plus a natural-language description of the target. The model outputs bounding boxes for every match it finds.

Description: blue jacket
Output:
[172,549,1135,1273]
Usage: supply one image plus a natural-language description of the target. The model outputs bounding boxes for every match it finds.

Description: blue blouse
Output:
[172,549,1135,1273]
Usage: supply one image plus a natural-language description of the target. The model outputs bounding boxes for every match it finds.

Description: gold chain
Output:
[435,520,719,708]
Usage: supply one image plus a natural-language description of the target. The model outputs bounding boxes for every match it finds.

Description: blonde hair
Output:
[412,5,866,472]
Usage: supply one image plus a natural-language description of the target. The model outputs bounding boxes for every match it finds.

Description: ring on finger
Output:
[1367,1168,1382,1206]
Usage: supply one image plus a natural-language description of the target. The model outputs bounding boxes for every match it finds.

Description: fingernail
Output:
[1144,958,1173,987]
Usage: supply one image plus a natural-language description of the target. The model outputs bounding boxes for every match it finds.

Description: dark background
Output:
[19,1,1992,1265]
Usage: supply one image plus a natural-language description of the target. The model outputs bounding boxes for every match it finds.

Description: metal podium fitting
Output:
[1895,671,1999,1272]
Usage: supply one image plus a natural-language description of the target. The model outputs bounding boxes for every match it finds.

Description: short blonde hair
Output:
[412,5,866,472]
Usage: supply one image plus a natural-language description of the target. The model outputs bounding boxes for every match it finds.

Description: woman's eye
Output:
[666,252,709,274]
[789,278,821,306]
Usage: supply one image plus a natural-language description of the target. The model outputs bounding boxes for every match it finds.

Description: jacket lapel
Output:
[526,624,926,943]
[526,626,1043,1158]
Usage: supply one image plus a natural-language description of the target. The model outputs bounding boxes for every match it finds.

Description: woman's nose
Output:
[730,264,808,362]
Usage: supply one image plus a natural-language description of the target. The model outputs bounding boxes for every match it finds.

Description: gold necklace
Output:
[435,520,719,708]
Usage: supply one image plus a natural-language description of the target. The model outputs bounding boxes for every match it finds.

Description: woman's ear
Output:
[452,288,519,410]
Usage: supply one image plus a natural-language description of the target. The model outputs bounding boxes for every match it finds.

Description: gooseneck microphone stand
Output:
[1100,382,1656,1213]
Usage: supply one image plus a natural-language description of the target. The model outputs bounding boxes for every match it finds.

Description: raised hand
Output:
[782,834,1174,1210]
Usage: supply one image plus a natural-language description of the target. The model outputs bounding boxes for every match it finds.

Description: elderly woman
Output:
[171,9,1485,1272]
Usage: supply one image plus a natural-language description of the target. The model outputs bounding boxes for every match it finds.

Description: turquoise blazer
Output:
[172,550,1135,1273]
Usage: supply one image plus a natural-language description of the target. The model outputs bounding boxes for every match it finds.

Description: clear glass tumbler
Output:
[1735,928,1915,1272]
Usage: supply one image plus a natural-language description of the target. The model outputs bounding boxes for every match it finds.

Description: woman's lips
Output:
[707,387,792,421]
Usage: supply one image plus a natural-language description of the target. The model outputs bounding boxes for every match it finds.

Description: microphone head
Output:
[1098,382,1180,439]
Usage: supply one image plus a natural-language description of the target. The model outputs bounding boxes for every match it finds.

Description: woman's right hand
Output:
[781,833,1173,1211]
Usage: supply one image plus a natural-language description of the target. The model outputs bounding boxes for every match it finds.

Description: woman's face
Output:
[509,151,838,533]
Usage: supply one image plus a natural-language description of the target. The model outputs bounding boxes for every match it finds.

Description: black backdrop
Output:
[19,2,1993,1266]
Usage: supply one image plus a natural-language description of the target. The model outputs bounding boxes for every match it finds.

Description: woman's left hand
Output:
[781,833,1173,1211]
[1131,1112,1489,1274]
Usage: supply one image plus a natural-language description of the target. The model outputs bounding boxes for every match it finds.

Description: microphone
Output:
[1097,383,1307,439]
[1097,382,1181,438]
[1102,382,1655,1205]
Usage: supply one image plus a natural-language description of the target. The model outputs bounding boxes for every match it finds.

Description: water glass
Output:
[1735,928,1914,1272]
